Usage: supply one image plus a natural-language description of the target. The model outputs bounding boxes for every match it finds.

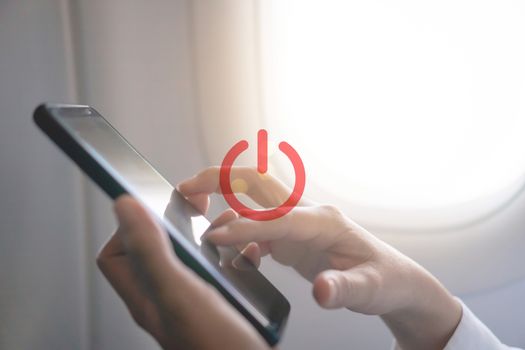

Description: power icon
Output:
[219,129,306,221]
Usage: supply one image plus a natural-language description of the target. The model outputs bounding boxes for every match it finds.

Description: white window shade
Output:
[259,0,525,231]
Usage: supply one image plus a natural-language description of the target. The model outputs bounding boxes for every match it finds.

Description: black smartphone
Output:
[33,103,290,345]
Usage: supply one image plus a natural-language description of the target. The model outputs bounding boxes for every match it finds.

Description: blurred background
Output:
[1,0,525,349]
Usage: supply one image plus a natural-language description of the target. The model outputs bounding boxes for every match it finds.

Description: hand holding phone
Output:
[97,195,270,350]
[33,104,289,345]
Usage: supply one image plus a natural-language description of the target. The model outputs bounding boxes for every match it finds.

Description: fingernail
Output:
[203,226,228,240]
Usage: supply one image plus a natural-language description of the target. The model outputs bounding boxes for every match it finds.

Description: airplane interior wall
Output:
[0,1,87,349]
[1,1,524,349]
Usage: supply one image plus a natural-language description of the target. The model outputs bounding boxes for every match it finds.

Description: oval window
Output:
[259,0,525,230]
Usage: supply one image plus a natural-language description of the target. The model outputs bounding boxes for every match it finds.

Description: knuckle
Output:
[95,254,104,269]
[208,165,220,173]
[317,204,347,233]
[129,309,147,329]
[318,204,343,218]
[95,252,108,271]
[359,268,383,310]
[332,273,356,307]
[199,166,219,179]
[363,267,383,290]
[340,267,383,311]
[341,273,355,294]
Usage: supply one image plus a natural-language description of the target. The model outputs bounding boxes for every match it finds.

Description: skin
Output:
[98,166,462,350]
[97,196,269,350]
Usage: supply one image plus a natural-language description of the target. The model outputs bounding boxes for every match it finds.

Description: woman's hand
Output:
[97,195,270,350]
[178,167,462,350]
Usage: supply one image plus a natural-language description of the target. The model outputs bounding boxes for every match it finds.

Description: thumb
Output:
[312,267,378,310]
[114,195,200,305]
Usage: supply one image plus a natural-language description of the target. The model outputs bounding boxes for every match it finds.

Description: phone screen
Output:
[49,107,288,332]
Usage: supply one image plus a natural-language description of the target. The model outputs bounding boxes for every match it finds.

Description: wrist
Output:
[381,266,462,350]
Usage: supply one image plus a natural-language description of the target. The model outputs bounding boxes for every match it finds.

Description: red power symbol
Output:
[219,129,306,221]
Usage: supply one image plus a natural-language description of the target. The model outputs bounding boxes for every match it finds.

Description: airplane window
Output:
[258,0,525,231]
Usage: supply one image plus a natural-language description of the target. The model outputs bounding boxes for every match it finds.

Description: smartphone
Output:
[33,103,290,345]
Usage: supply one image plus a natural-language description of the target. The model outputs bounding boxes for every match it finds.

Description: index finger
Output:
[178,166,313,209]
[205,206,344,250]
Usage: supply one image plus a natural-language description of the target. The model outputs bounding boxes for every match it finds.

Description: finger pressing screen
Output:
[205,206,327,246]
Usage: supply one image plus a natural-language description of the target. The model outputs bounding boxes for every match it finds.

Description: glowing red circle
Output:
[219,138,305,221]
